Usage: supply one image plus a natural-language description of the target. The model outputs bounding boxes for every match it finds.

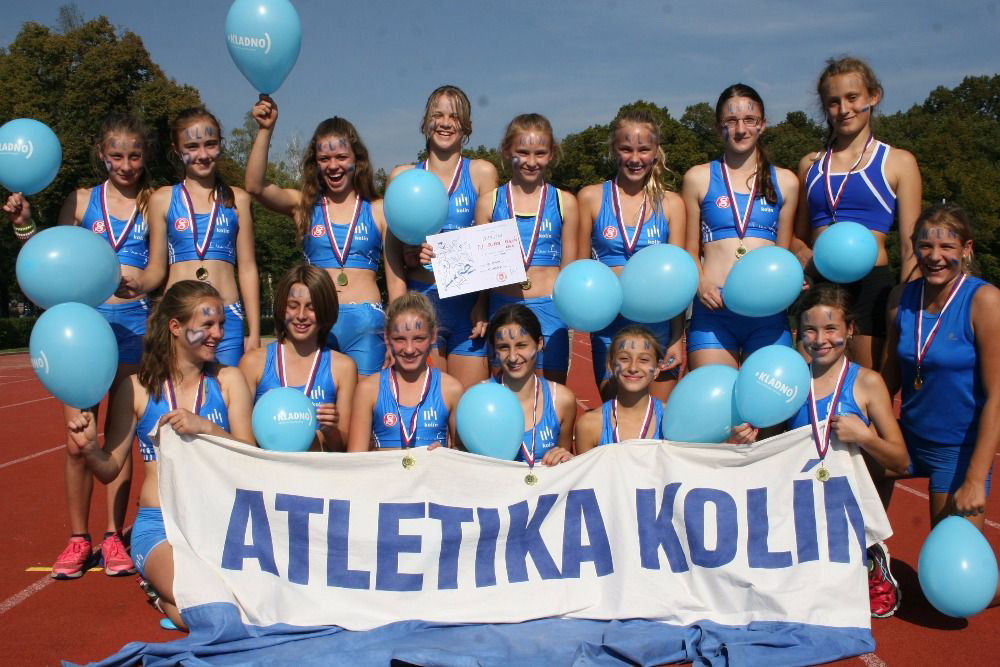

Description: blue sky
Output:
[2,1,998,173]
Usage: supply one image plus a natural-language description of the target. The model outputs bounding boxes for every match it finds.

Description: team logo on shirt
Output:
[174,217,190,232]
[383,413,398,427]
[311,224,325,238]
[715,195,731,209]
[602,226,618,240]
[92,221,106,234]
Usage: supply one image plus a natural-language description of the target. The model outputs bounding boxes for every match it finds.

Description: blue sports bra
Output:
[598,397,663,445]
[491,183,564,268]
[81,183,149,269]
[166,183,239,264]
[805,141,896,234]
[137,374,230,462]
[786,362,869,431]
[372,368,449,448]
[490,376,562,462]
[254,342,338,410]
[303,197,381,271]
[591,180,669,267]
[417,157,477,233]
[700,160,783,244]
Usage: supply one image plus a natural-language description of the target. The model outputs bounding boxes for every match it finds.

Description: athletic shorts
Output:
[817,265,893,337]
[326,302,386,376]
[687,300,792,355]
[215,302,245,367]
[904,428,993,494]
[131,506,167,579]
[406,280,486,357]
[591,315,675,386]
[488,293,569,372]
[96,298,149,365]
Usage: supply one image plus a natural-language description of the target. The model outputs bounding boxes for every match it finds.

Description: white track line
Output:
[860,652,888,667]
[0,445,63,470]
[895,482,1000,530]
[0,396,54,410]
[0,575,53,617]
[0,378,38,387]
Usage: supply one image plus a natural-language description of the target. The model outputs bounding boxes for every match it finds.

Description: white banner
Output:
[156,426,890,632]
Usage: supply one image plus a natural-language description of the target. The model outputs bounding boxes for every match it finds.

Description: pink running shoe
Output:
[100,533,136,576]
[51,537,92,580]
[868,541,901,618]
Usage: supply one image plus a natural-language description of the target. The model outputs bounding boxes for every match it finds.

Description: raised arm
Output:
[244,97,302,216]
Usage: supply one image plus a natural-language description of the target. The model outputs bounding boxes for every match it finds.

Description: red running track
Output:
[0,340,997,664]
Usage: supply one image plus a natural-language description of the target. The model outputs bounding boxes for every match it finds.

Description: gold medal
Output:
[196,266,209,281]
[337,271,349,287]
[735,243,748,259]
[520,277,532,291]
[914,373,923,391]
[401,455,415,470]
[816,465,830,483]
[524,472,538,486]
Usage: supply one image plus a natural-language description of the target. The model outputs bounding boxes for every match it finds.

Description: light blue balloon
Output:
[662,365,739,443]
[456,383,524,460]
[619,244,698,323]
[16,225,121,309]
[918,516,999,618]
[384,169,449,244]
[553,259,623,332]
[722,246,803,317]
[225,0,302,94]
[252,387,317,452]
[735,344,809,427]
[29,303,118,409]
[813,221,879,284]
[0,118,62,195]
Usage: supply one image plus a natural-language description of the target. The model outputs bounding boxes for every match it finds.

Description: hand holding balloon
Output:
[952,477,988,518]
[315,403,339,433]
[66,411,99,456]
[726,422,759,445]
[3,193,31,228]
[251,96,278,130]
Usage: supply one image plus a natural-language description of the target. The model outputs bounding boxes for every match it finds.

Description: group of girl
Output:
[3,54,997,625]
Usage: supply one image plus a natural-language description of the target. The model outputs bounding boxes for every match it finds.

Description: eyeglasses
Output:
[721,116,763,130]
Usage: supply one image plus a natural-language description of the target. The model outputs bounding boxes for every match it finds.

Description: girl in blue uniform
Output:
[683,85,799,369]
[795,56,922,370]
[575,325,667,452]
[386,85,500,389]
[883,204,1000,530]
[246,98,389,376]
[147,107,260,367]
[476,114,579,383]
[485,304,576,467]
[240,264,357,451]
[4,115,165,579]
[67,280,255,631]
[347,292,464,452]
[577,109,686,402]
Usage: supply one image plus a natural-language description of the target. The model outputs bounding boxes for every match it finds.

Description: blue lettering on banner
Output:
[823,477,866,563]
[375,502,426,591]
[636,484,689,572]
[684,488,738,568]
[428,503,474,590]
[221,489,279,576]
[561,489,613,578]
[327,499,370,589]
[506,495,562,582]
[275,493,324,585]
[475,507,501,588]
[746,488,792,569]
[793,479,819,563]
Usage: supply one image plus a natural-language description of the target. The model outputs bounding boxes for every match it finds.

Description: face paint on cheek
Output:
[949,258,960,267]
[345,163,355,173]
[180,152,193,165]
[104,160,113,172]
[830,337,846,348]
[511,155,521,168]
[858,105,871,113]
[722,127,730,142]
[185,329,206,346]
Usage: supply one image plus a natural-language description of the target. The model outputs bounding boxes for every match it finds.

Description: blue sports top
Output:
[598,397,664,445]
[417,158,477,233]
[591,180,669,267]
[303,198,381,271]
[254,342,338,410]
[372,368,449,448]
[896,276,987,445]
[166,184,239,264]
[700,160,783,244]
[490,184,564,268]
[786,361,869,430]
[490,376,562,462]
[81,184,148,269]
[136,374,230,462]
[805,140,896,234]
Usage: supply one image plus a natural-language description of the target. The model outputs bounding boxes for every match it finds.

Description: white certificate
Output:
[428,219,527,298]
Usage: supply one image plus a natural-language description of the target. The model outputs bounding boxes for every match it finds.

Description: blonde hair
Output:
[385,291,438,334]
[499,113,560,173]
[609,110,670,215]
[420,85,472,147]
[817,56,883,142]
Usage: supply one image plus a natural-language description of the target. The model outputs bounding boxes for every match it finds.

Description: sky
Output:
[2,1,999,173]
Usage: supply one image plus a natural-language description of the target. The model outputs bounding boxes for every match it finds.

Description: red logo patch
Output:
[602,226,618,240]
[383,413,398,427]
[92,221,106,234]
[311,225,325,238]
[174,217,190,232]
[715,196,731,209]
[496,271,507,282]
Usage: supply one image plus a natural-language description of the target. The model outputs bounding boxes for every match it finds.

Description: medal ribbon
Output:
[916,273,967,371]
[164,374,205,414]
[823,134,874,222]
[389,367,433,449]
[179,183,220,260]
[99,181,139,251]
[277,343,322,397]
[611,178,648,257]
[807,357,849,461]
[720,160,757,240]
[420,156,463,196]
[505,183,547,270]
[612,396,654,444]
[321,194,362,269]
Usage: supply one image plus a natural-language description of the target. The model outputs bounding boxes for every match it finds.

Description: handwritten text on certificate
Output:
[428,219,527,298]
